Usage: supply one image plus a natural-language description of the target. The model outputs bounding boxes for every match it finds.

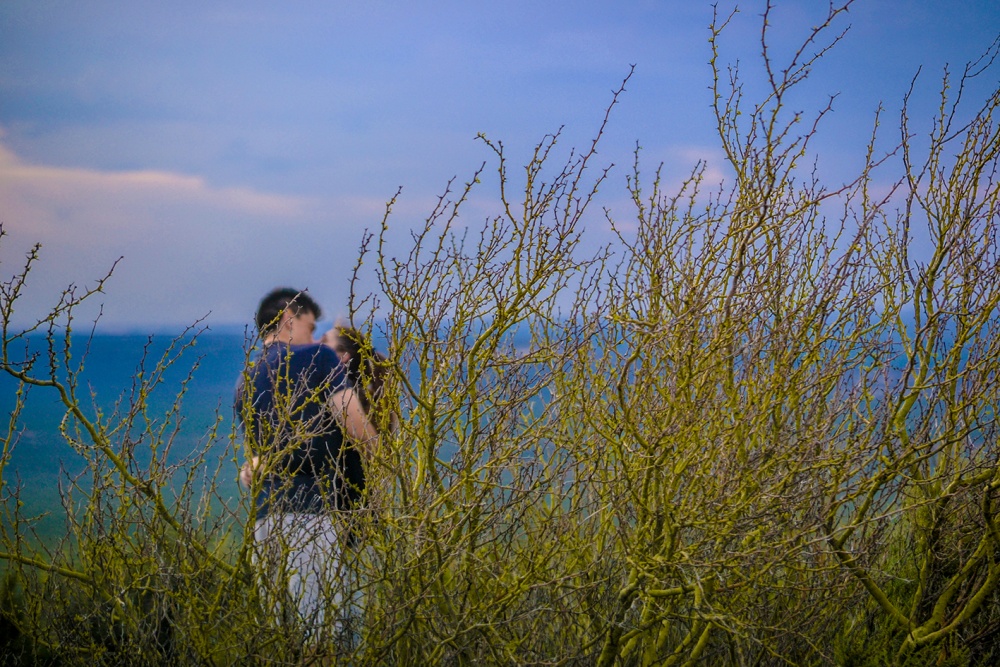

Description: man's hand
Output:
[240,455,260,487]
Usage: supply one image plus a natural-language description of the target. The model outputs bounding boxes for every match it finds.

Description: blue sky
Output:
[2,1,999,330]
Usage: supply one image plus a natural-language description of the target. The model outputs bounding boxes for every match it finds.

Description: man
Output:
[236,287,375,638]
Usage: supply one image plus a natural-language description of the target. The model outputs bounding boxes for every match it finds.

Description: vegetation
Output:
[2,1,1000,664]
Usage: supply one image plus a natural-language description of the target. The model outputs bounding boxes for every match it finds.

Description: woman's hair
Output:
[333,326,398,435]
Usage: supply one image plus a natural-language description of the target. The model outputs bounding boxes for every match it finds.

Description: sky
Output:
[1,1,999,331]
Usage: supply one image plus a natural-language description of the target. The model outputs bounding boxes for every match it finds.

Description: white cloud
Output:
[0,141,311,240]
[0,138,376,329]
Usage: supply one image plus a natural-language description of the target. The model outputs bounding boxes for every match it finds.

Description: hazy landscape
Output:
[3,1,1000,665]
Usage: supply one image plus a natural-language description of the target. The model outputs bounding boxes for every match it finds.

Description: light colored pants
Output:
[253,512,358,639]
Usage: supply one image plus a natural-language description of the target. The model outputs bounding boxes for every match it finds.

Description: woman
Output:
[323,325,399,440]
[322,325,399,532]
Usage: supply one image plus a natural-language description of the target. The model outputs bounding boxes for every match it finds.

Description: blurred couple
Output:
[234,287,396,645]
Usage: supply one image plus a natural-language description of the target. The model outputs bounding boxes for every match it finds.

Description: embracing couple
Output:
[235,287,394,643]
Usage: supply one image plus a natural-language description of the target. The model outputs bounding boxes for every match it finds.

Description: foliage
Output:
[2,1,1000,664]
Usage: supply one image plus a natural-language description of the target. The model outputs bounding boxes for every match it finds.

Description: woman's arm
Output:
[329,387,378,456]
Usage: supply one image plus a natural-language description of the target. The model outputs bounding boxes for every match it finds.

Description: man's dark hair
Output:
[255,287,322,335]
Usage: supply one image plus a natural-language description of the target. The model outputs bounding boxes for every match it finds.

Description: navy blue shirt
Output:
[236,342,365,518]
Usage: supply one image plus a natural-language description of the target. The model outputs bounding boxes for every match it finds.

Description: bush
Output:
[2,2,1000,664]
